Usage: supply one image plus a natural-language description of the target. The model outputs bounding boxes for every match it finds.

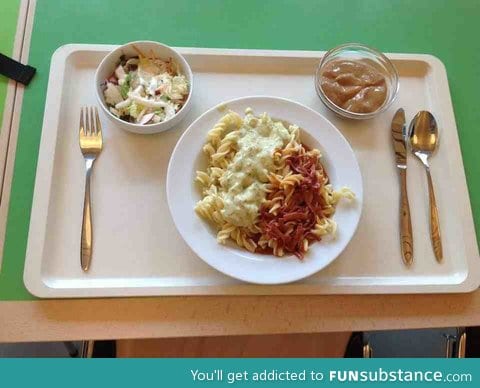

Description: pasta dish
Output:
[195,109,354,259]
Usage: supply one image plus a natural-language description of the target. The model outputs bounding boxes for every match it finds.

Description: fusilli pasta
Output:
[195,109,354,259]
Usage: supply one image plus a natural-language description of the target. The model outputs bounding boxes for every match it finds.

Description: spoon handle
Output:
[426,168,443,261]
[399,169,413,266]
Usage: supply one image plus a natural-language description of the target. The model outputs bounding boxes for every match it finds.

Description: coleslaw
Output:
[103,48,189,125]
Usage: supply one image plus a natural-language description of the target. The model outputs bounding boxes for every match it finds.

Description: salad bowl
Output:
[94,40,193,134]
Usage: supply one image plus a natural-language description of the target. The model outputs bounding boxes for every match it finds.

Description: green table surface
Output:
[0,0,20,130]
[1,0,479,301]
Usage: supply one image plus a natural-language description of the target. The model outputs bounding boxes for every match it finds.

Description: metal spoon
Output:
[409,111,443,262]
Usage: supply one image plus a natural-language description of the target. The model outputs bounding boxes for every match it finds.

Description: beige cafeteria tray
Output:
[23,44,480,297]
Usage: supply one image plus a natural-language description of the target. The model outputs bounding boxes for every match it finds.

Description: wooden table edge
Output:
[1,292,479,342]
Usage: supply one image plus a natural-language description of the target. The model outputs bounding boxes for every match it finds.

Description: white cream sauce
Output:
[219,109,295,227]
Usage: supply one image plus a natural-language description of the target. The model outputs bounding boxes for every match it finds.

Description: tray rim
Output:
[23,44,480,298]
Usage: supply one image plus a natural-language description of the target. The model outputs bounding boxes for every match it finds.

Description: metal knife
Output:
[391,108,413,266]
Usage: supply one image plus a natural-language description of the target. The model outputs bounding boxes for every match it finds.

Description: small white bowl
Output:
[94,41,193,134]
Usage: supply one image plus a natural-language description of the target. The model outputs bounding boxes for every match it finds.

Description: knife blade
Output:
[391,108,413,266]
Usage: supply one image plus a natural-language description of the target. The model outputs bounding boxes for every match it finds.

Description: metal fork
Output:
[79,107,103,271]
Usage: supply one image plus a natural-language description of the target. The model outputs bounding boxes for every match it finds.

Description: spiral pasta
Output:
[195,108,354,259]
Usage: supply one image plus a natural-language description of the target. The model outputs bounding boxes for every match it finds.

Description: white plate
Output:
[167,96,363,284]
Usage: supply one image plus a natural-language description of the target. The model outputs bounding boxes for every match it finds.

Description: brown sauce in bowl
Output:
[320,60,387,114]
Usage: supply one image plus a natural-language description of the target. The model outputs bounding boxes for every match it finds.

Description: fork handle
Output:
[426,167,443,262]
[81,158,94,271]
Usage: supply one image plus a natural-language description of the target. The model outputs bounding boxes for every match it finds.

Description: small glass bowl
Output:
[315,43,399,120]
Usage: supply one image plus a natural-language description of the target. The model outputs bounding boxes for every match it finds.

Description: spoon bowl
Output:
[409,111,439,159]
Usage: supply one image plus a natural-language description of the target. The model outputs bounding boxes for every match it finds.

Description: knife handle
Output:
[399,168,413,265]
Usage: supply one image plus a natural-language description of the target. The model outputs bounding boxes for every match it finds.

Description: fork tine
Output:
[94,107,102,138]
[90,107,95,135]
[85,106,91,135]
[79,107,85,135]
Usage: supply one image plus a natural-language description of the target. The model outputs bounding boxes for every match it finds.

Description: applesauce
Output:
[320,60,387,114]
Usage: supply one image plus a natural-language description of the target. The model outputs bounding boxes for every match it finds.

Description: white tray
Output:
[24,44,480,297]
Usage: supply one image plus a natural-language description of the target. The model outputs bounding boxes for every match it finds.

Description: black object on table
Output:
[0,52,36,85]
